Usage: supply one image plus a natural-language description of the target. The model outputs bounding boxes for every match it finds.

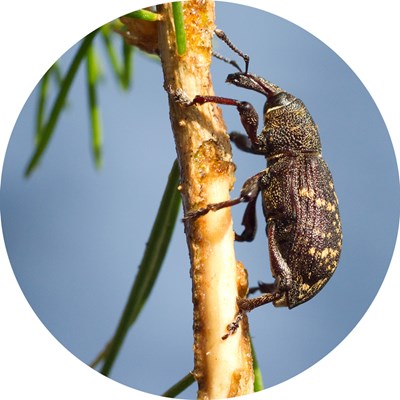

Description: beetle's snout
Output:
[225,72,248,86]
[226,72,282,99]
[226,72,266,96]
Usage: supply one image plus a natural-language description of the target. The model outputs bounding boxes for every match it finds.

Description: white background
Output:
[1,1,399,399]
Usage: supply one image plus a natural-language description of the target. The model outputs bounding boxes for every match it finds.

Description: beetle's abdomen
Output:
[262,155,342,308]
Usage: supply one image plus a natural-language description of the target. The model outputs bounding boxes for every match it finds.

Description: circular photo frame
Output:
[1,1,399,399]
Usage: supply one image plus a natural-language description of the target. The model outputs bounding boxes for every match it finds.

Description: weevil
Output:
[184,29,342,339]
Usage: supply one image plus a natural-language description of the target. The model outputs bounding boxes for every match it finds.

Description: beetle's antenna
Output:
[215,29,250,73]
[212,51,242,72]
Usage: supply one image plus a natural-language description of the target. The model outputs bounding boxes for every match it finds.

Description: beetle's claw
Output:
[182,210,198,222]
[221,310,244,340]
[182,212,195,222]
[164,84,192,106]
[248,280,275,295]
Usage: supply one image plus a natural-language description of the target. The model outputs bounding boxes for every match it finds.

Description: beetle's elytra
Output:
[184,29,342,339]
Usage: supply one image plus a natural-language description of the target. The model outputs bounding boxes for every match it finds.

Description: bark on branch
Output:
[157,2,254,398]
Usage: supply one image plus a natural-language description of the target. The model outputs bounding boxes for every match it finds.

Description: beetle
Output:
[184,29,342,338]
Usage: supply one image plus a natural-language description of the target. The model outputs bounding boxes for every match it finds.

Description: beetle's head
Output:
[226,72,281,96]
[226,72,296,112]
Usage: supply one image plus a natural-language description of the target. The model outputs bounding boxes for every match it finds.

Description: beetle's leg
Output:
[184,197,242,220]
[184,171,263,223]
[189,95,260,147]
[235,195,257,242]
[229,132,264,155]
[248,281,275,295]
[223,220,292,339]
[221,289,280,340]
[222,289,281,340]
[241,220,292,311]
[222,291,282,340]
[266,219,293,292]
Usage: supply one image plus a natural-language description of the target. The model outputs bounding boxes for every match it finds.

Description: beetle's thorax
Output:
[258,94,322,160]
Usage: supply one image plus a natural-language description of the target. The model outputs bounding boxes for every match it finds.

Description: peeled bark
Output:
[157,1,254,398]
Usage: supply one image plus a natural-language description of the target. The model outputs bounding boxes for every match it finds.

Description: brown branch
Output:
[157,1,254,398]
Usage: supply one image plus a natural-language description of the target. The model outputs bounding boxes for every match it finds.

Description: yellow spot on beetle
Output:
[299,187,315,199]
[315,198,326,207]
[301,283,310,292]
[326,202,335,212]
[321,248,329,258]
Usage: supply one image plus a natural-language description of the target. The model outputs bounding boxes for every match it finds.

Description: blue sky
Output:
[1,2,399,400]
